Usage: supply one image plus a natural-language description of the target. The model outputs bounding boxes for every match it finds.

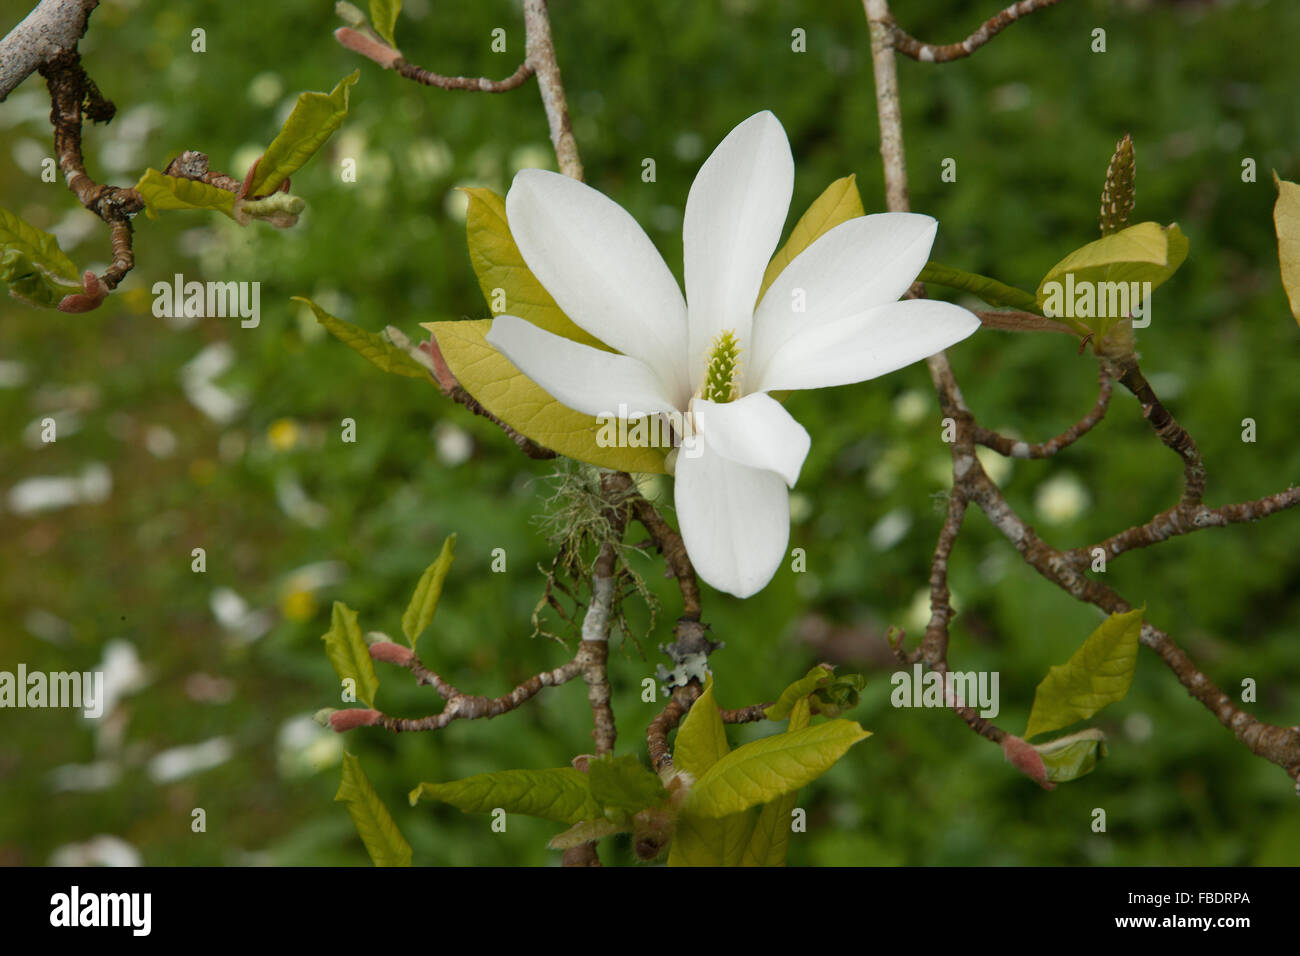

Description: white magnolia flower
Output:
[486,111,979,597]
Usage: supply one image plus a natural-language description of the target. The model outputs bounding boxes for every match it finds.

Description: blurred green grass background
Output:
[1,0,1298,866]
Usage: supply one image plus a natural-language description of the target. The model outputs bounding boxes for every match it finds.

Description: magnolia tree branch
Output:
[523,0,583,181]
[334,27,536,92]
[1070,485,1300,567]
[0,0,98,100]
[975,363,1112,459]
[976,309,1077,335]
[327,639,593,733]
[1107,354,1207,509]
[885,0,1066,63]
[37,46,143,294]
[866,0,1300,786]
[647,684,700,775]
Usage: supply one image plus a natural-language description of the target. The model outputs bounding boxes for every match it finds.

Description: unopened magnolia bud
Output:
[1001,734,1056,791]
[329,708,382,732]
[368,641,415,666]
[334,27,402,69]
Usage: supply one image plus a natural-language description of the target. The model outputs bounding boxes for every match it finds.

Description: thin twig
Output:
[976,309,1077,335]
[332,640,590,733]
[38,50,143,291]
[885,0,1066,63]
[1108,355,1207,510]
[396,58,534,92]
[975,363,1112,459]
[1071,485,1300,566]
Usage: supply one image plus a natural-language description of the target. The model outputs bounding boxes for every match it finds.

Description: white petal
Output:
[486,315,678,419]
[692,393,810,488]
[753,298,980,393]
[674,437,790,598]
[683,111,793,386]
[750,213,937,388]
[505,169,691,406]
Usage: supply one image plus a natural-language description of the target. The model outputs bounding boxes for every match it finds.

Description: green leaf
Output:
[673,679,730,778]
[811,673,866,718]
[758,174,865,301]
[296,297,431,379]
[667,807,757,867]
[134,168,236,219]
[0,207,79,280]
[1035,222,1189,339]
[918,261,1041,313]
[1024,606,1145,740]
[548,818,628,850]
[410,768,602,824]
[234,191,306,229]
[687,720,870,818]
[249,70,359,198]
[462,187,603,348]
[587,754,668,814]
[0,208,82,307]
[740,697,811,867]
[1273,172,1300,325]
[421,318,670,473]
[369,0,400,46]
[321,601,379,708]
[0,249,80,308]
[1033,728,1109,784]
[764,665,833,721]
[401,534,456,649]
[335,752,412,866]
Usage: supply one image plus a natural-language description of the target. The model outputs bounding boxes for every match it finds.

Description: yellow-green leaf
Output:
[249,71,359,198]
[462,187,602,348]
[422,318,669,473]
[410,768,601,824]
[673,679,729,778]
[335,752,412,866]
[297,297,431,379]
[0,207,79,281]
[764,664,832,721]
[369,0,400,46]
[401,533,456,650]
[667,807,757,867]
[740,697,811,867]
[758,174,864,302]
[1024,606,1144,740]
[1035,222,1188,339]
[687,719,870,818]
[587,754,667,813]
[1273,172,1300,325]
[134,168,236,219]
[1033,728,1109,784]
[321,601,379,708]
[0,248,80,308]
[548,818,627,850]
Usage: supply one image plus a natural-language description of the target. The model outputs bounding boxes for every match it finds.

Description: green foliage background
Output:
[1,0,1298,866]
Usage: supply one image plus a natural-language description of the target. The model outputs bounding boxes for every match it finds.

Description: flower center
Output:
[701,329,741,404]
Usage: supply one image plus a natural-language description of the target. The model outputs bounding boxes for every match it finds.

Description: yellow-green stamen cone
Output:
[702,330,741,403]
